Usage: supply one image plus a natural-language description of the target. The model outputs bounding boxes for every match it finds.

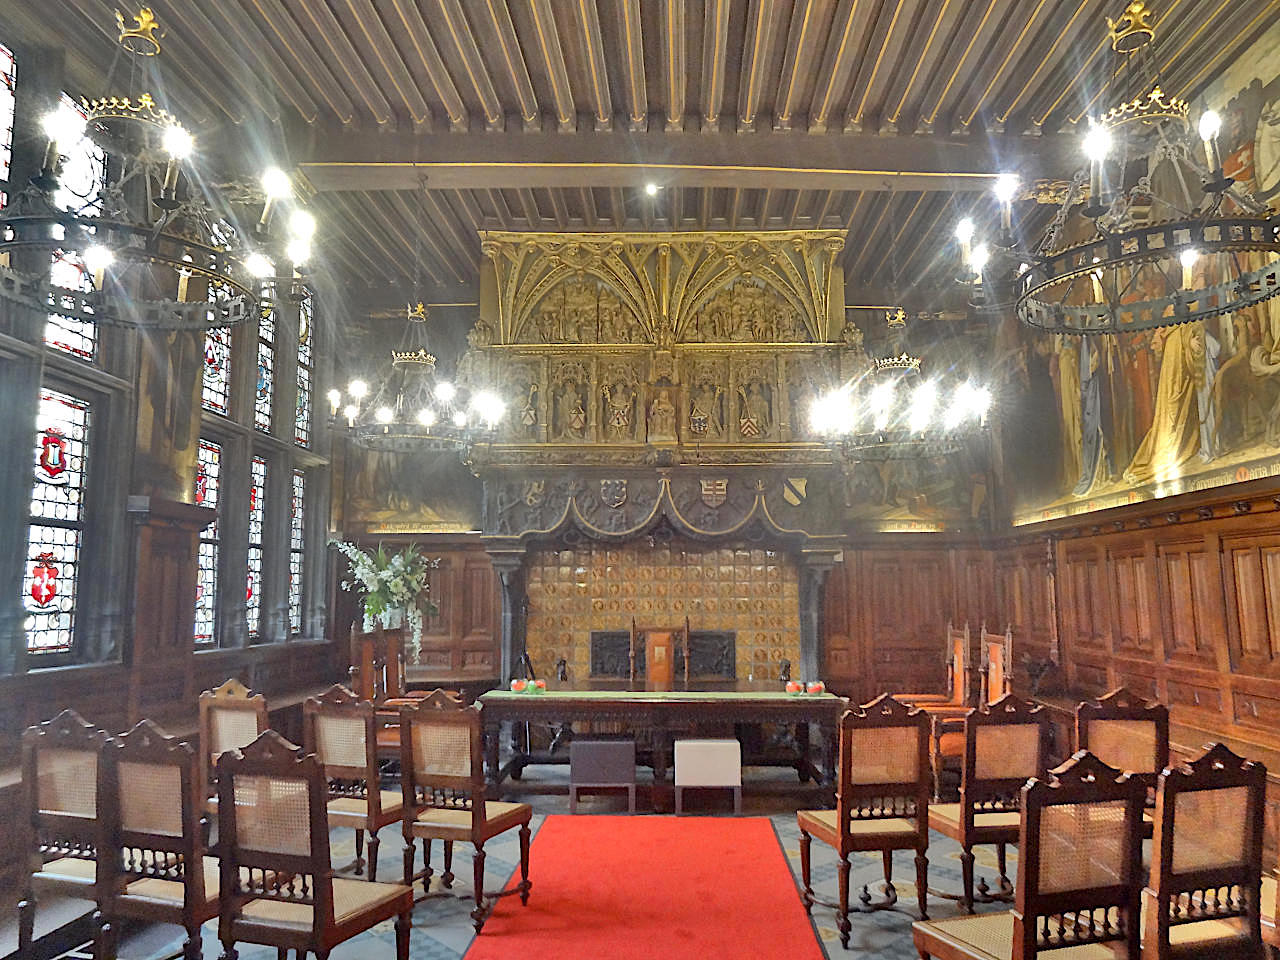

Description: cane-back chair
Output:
[96,720,219,960]
[198,678,268,806]
[400,690,532,934]
[1143,742,1268,960]
[216,730,413,960]
[303,684,404,882]
[17,709,112,956]
[928,694,1051,914]
[1076,687,1169,836]
[797,694,932,948]
[914,750,1146,960]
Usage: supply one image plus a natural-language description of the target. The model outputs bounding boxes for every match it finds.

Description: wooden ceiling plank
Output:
[701,0,731,128]
[738,0,778,130]
[700,186,713,228]
[661,0,686,130]
[547,188,570,229]
[434,0,504,127]
[383,0,468,127]
[573,0,615,128]
[483,188,515,229]
[481,0,540,125]
[579,186,598,227]
[610,187,628,229]
[846,0,911,130]
[529,0,577,130]
[329,191,445,285]
[951,0,1050,129]
[269,0,390,123]
[989,0,1094,129]
[447,188,485,232]
[729,187,743,230]
[774,0,823,130]
[860,190,928,280]
[419,190,482,275]
[808,0,873,133]
[921,0,1002,130]
[616,0,648,129]
[517,187,541,226]
[384,190,471,283]
[342,0,434,124]
[896,192,957,279]
[815,189,842,228]
[785,189,804,227]
[885,0,953,129]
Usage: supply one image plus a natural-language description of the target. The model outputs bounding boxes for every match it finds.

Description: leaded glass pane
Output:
[202,326,232,414]
[295,293,312,447]
[0,42,16,181]
[47,249,97,360]
[194,439,221,645]
[246,456,266,638]
[25,390,91,654]
[289,470,305,633]
[254,285,276,432]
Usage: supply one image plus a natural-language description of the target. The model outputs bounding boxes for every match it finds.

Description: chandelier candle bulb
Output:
[348,379,368,400]
[326,388,341,414]
[1199,110,1222,172]
[258,167,292,230]
[994,174,1019,234]
[342,404,357,426]
[955,218,975,266]
[1180,248,1198,288]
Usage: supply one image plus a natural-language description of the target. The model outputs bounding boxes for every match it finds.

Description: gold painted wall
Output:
[524,538,801,681]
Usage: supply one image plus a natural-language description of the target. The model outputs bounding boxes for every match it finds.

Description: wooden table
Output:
[477,684,848,811]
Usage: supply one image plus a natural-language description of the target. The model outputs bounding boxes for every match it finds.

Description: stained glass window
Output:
[202,325,232,413]
[46,94,106,360]
[247,456,266,639]
[254,283,276,432]
[0,42,16,181]
[289,469,305,633]
[295,291,313,446]
[194,439,221,645]
[25,390,91,654]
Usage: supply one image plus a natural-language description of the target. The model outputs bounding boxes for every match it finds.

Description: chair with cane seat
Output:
[1260,869,1276,955]
[1143,742,1268,960]
[913,750,1146,960]
[198,678,268,807]
[303,683,404,881]
[797,694,932,948]
[928,694,1051,914]
[216,730,413,960]
[95,719,222,960]
[17,709,113,957]
[400,690,532,934]
[1076,686,1169,837]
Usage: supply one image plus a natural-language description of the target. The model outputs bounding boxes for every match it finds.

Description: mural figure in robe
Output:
[1123,323,1209,487]
[1053,336,1083,493]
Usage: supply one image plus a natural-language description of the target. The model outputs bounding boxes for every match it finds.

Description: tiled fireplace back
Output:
[524,538,801,682]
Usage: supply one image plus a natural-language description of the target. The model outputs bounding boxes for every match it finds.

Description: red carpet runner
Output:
[464,815,825,960]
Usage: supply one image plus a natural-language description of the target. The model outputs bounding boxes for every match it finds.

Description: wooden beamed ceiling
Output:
[6,0,1279,299]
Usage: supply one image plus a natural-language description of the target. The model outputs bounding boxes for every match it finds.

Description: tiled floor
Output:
[88,766,1020,960]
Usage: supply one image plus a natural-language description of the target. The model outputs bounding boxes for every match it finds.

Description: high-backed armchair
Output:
[979,624,1013,706]
[629,617,690,690]
[897,622,973,708]
[1076,686,1169,835]
[197,678,268,807]
[913,750,1146,960]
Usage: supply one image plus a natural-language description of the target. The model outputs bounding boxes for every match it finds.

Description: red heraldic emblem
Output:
[195,466,208,506]
[31,553,59,607]
[38,428,69,484]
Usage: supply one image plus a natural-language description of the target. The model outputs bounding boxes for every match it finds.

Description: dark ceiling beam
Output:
[421,190,482,269]
[342,0,433,124]
[573,0,614,129]
[384,190,472,283]
[293,126,1077,192]
[483,188,514,229]
[609,188,627,229]
[481,0,539,125]
[579,187,598,228]
[701,0,731,129]
[325,191,442,284]
[383,0,468,128]
[807,0,871,133]
[529,0,576,130]
[615,0,647,130]
[434,0,503,128]
[516,188,540,225]
[447,189,485,232]
[737,0,777,131]
[661,0,685,131]
[288,0,391,123]
[773,0,822,131]
[547,188,570,229]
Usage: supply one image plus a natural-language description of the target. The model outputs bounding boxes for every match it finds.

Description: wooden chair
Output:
[96,719,216,960]
[928,694,1051,914]
[351,625,434,760]
[629,617,690,690]
[897,622,973,707]
[399,690,532,934]
[216,730,413,960]
[1076,686,1169,837]
[797,694,932,949]
[913,750,1146,960]
[17,709,113,957]
[1143,742,1268,960]
[198,678,268,807]
[1261,869,1276,955]
[979,624,1013,706]
[303,683,404,882]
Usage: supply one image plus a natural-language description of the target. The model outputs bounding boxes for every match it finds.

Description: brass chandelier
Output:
[0,7,318,331]
[959,0,1280,336]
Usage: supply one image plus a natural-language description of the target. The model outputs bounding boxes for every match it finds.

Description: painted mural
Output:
[1009,21,1280,525]
[343,449,483,534]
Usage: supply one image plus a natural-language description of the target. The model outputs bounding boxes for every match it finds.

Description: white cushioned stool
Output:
[674,739,742,814]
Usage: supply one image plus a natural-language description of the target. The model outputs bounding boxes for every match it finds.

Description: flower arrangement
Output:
[330,540,438,658]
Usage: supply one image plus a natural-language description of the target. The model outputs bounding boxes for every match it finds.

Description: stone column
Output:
[798,551,838,681]
[488,548,527,683]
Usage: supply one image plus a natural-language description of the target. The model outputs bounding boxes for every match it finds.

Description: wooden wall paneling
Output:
[1058,540,1110,687]
[1106,539,1158,662]
[1155,535,1228,670]
[821,556,859,695]
[458,554,499,676]
[1221,530,1280,680]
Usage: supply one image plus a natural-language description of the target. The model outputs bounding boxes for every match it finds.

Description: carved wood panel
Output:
[1156,539,1224,667]
[1222,532,1280,678]
[1061,545,1107,653]
[1107,545,1156,658]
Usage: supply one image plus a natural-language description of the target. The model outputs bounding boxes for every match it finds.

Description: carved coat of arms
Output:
[700,478,728,508]
[601,478,628,509]
[782,477,808,506]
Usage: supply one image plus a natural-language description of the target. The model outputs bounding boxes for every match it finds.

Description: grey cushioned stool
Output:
[569,740,637,813]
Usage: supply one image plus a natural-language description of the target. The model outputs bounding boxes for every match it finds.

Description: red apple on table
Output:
[534,679,547,691]
[806,680,826,695]
[511,679,527,692]
[786,680,803,694]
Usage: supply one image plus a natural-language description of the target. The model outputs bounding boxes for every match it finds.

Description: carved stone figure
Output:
[647,387,678,442]
[688,382,724,439]
[555,380,587,440]
[603,381,635,440]
[518,382,539,439]
[738,381,772,439]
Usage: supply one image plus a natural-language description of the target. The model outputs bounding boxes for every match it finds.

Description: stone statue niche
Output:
[510,364,541,441]
[551,361,590,441]
[521,277,638,344]
[646,380,679,443]
[685,279,809,343]
[737,376,774,440]
[600,362,640,442]
[686,363,727,441]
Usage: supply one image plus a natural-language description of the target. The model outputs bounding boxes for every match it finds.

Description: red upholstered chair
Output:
[17,709,113,956]
[215,730,413,960]
[913,751,1146,960]
[797,694,932,948]
[1143,742,1268,960]
[927,694,1051,914]
[303,683,404,881]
